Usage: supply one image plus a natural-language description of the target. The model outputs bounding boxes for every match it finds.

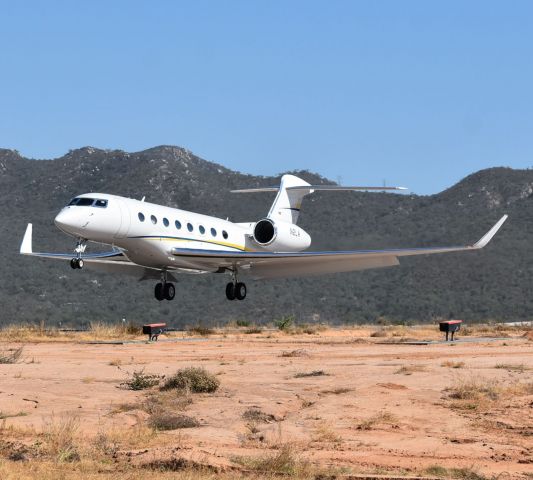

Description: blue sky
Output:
[1,1,532,194]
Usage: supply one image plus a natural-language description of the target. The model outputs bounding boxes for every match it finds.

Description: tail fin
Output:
[267,174,311,224]
[231,174,407,225]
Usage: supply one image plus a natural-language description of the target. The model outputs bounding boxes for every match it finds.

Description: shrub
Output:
[280,349,308,357]
[148,413,199,430]
[242,408,276,423]
[235,320,251,327]
[244,326,263,334]
[160,367,220,393]
[120,369,160,390]
[357,411,398,430]
[275,315,294,331]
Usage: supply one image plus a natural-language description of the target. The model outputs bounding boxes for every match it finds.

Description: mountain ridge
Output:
[0,145,531,327]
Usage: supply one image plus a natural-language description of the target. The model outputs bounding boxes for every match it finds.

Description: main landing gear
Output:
[154,271,175,301]
[70,239,86,269]
[225,271,247,301]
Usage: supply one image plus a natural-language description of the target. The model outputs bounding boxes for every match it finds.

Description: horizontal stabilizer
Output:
[231,185,407,193]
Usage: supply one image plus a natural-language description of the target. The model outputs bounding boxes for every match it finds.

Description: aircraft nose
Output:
[54,209,74,232]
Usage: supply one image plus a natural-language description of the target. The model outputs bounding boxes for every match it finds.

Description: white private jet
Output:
[20,174,508,302]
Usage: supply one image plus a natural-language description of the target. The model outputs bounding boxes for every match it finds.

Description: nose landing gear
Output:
[154,271,175,301]
[70,239,86,269]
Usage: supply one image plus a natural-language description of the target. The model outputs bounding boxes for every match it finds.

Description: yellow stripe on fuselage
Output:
[137,236,250,252]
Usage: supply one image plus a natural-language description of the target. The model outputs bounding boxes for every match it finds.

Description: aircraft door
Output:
[114,198,131,239]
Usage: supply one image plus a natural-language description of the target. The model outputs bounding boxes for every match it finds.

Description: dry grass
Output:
[293,370,328,378]
[446,375,533,410]
[41,414,80,462]
[320,387,353,395]
[1,346,24,365]
[279,349,309,357]
[425,465,489,480]
[187,326,215,336]
[0,346,24,364]
[357,411,399,430]
[394,364,426,375]
[441,360,466,368]
[233,443,308,475]
[312,422,342,443]
[494,363,528,372]
[160,367,220,393]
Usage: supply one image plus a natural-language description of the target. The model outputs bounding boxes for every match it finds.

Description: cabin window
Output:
[222,230,228,239]
[151,215,157,224]
[210,228,217,237]
[199,225,205,235]
[94,199,108,208]
[187,223,193,232]
[163,218,169,227]
[175,220,181,230]
[138,212,145,222]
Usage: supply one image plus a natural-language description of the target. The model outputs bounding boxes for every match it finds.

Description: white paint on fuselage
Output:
[54,193,252,270]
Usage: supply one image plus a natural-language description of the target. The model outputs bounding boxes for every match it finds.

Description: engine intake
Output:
[252,218,311,252]
[253,219,276,245]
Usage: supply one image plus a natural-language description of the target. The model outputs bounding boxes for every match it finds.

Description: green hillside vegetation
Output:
[0,146,531,327]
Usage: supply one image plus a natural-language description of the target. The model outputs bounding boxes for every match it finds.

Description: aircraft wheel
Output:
[154,282,164,301]
[70,258,78,269]
[225,282,236,301]
[235,282,247,300]
[77,258,84,269]
[164,282,175,301]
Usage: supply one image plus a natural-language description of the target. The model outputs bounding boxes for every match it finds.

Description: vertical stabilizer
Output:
[267,175,312,224]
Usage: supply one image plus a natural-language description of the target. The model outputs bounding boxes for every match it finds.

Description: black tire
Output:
[225,282,236,301]
[70,258,78,269]
[235,282,247,300]
[154,282,164,301]
[164,282,175,301]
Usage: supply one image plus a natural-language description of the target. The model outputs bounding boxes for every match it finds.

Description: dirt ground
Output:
[0,326,531,479]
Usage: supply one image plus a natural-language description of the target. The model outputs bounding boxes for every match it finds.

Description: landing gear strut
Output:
[226,271,246,301]
[70,239,86,269]
[154,271,175,301]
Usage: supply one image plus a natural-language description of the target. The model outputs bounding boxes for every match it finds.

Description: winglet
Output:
[20,223,33,254]
[472,215,508,249]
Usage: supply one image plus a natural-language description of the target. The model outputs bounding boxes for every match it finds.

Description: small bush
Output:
[242,408,276,423]
[0,346,23,364]
[160,367,220,393]
[294,370,328,378]
[235,320,251,327]
[120,369,160,390]
[148,412,199,431]
[275,315,294,331]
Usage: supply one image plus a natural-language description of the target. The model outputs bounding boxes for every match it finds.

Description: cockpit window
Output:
[68,197,108,207]
[76,198,95,206]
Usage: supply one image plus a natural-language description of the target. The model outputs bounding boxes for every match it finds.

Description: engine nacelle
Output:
[252,218,311,252]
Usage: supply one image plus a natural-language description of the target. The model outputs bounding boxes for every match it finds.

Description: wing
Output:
[169,215,508,279]
[19,223,167,280]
